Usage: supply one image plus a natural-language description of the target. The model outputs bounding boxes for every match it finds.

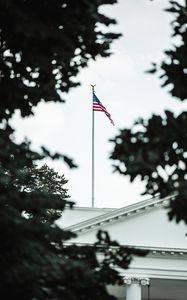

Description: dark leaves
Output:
[0,1,138,299]
[148,1,187,101]
[110,1,187,225]
[110,111,187,223]
[0,0,121,121]
[41,147,78,168]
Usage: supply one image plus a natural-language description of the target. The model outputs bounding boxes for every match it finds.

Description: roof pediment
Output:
[64,195,187,250]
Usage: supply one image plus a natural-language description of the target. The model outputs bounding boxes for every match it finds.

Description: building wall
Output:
[68,206,187,249]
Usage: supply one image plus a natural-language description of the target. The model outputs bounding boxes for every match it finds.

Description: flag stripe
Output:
[92,93,114,126]
[93,106,111,117]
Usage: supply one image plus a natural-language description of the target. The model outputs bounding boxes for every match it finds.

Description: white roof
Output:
[56,206,113,228]
[61,195,187,250]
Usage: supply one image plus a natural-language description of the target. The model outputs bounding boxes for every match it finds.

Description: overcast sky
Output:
[11,0,187,208]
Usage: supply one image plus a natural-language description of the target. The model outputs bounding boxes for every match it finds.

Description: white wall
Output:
[68,207,187,249]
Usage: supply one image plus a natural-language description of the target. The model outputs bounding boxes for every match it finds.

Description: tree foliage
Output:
[12,164,71,222]
[0,0,121,120]
[0,162,146,300]
[0,1,146,299]
[13,164,69,194]
[110,1,187,224]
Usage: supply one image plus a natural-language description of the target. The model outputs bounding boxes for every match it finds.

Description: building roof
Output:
[65,194,175,233]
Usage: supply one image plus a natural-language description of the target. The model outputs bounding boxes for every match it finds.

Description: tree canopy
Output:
[0,0,121,121]
[0,161,146,300]
[13,164,69,195]
[110,1,187,224]
[12,164,71,222]
[0,1,146,299]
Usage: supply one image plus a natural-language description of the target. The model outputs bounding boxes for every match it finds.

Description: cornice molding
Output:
[64,242,187,258]
[65,194,176,233]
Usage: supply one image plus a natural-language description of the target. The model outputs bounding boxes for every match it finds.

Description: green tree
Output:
[12,164,70,222]
[13,164,69,195]
[110,1,187,224]
[0,1,145,299]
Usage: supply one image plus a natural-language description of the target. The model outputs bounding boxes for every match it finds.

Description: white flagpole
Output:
[91,84,96,207]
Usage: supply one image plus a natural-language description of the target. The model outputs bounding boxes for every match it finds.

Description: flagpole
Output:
[91,84,96,207]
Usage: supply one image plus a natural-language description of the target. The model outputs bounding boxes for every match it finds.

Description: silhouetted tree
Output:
[0,1,145,299]
[110,1,187,224]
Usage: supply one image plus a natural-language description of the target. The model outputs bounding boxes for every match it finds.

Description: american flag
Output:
[93,93,115,126]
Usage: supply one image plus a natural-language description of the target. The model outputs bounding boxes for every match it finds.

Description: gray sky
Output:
[11,0,187,208]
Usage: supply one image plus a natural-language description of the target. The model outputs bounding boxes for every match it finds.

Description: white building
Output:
[57,196,187,300]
